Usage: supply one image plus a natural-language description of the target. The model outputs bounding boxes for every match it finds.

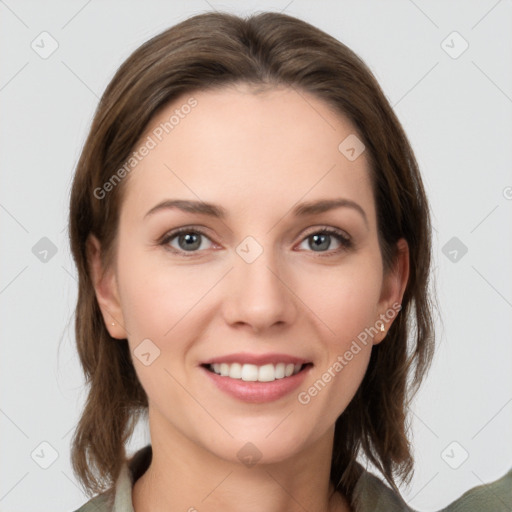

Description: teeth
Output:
[208,362,304,381]
[229,363,242,379]
[258,364,275,382]
[241,364,259,381]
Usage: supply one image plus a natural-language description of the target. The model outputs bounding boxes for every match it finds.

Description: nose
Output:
[222,249,298,334]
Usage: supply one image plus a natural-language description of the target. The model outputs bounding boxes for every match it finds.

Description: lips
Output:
[200,352,313,402]
[201,352,309,366]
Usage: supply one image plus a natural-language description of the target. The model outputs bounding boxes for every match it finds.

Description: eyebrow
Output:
[144,198,368,227]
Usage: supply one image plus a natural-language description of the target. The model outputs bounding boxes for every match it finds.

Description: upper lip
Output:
[201,352,311,366]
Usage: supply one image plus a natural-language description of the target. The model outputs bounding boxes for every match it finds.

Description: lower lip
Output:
[201,365,311,403]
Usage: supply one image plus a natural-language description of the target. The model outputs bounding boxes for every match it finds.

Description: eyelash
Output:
[158,226,353,258]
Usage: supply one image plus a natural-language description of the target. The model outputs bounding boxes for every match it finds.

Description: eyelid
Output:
[300,225,351,242]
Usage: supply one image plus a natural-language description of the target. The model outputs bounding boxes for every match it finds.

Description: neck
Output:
[132,409,352,512]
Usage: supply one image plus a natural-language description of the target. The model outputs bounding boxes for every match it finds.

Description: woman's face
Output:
[91,84,408,465]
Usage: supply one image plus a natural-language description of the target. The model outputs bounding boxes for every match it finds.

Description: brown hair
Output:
[68,10,436,504]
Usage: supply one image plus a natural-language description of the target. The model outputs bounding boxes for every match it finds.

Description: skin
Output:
[88,84,409,512]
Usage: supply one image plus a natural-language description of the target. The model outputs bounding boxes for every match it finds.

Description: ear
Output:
[373,238,409,345]
[87,234,127,339]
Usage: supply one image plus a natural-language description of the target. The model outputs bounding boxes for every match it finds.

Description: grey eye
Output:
[166,230,213,252]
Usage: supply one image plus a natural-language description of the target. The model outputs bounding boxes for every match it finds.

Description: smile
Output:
[200,352,313,402]
[206,362,306,382]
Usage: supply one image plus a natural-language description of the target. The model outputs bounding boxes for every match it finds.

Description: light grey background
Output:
[1,1,511,511]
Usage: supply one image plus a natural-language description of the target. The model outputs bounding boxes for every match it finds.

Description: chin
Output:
[200,421,322,468]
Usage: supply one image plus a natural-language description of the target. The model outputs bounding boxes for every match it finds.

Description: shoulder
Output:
[352,467,414,511]
[71,445,152,512]
[440,467,512,512]
[72,490,115,512]
[352,465,512,512]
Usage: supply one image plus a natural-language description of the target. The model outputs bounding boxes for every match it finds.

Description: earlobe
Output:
[374,238,409,344]
[86,234,127,339]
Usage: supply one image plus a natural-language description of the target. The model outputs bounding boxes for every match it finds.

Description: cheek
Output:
[117,247,205,339]
[115,248,208,396]
[305,259,383,339]
[297,256,382,404]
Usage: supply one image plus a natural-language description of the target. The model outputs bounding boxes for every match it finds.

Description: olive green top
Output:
[73,445,512,511]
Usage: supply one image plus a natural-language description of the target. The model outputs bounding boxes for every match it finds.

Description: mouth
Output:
[199,352,314,402]
[201,362,313,383]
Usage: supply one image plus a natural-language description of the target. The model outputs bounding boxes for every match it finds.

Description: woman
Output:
[69,11,511,512]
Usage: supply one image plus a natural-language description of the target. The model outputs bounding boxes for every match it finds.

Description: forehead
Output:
[120,85,376,225]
